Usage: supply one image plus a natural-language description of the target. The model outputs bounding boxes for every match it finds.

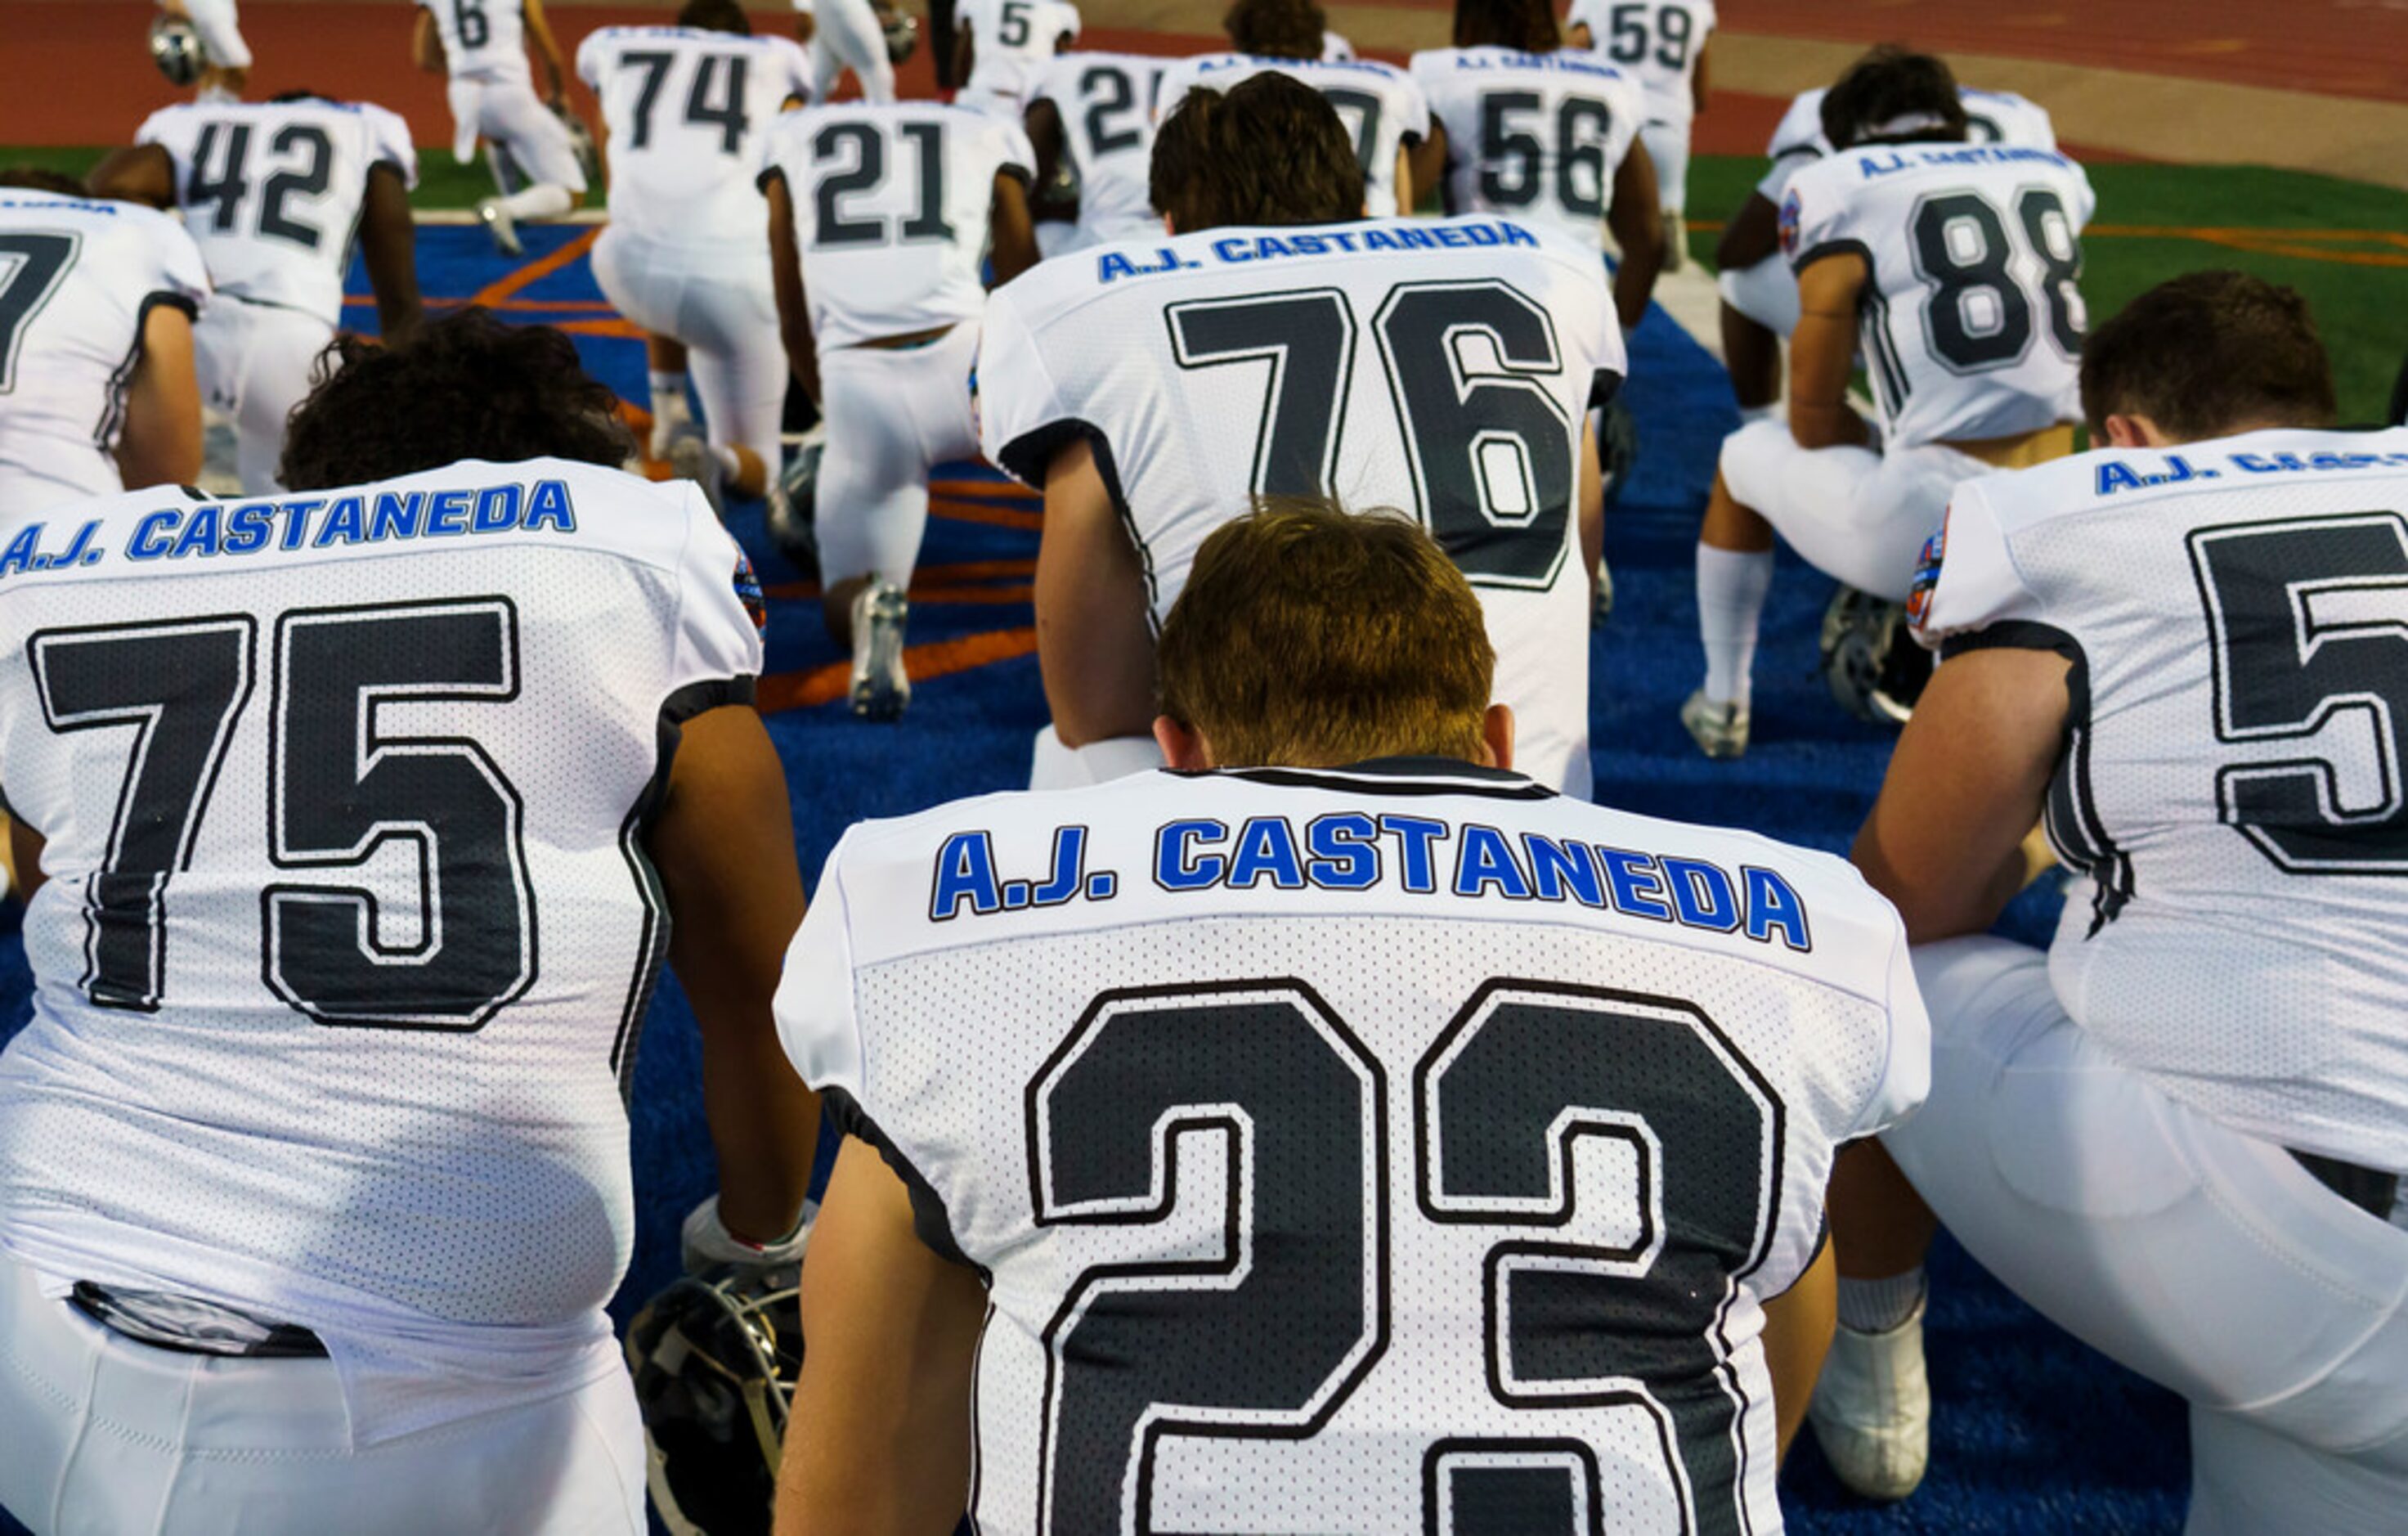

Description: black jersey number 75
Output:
[1165,279,1595,591]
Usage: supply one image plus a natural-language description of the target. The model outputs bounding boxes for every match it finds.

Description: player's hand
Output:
[681,1192,817,1277]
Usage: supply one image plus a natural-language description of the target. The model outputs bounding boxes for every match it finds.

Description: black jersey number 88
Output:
[1907,186,2083,374]
[1165,280,1581,591]
[1025,978,1781,1536]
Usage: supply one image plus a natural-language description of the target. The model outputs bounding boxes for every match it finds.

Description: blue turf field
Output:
[0,226,2191,1533]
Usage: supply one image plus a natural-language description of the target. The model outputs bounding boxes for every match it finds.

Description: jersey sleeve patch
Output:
[733,548,768,640]
[1777,187,1803,260]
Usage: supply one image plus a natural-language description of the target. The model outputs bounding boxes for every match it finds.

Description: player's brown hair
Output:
[676,0,751,34]
[1453,0,1560,52]
[1156,500,1496,767]
[2080,271,2337,441]
[1151,72,1364,231]
[1819,44,1968,149]
[280,308,635,490]
[1223,0,1325,60]
[0,167,86,196]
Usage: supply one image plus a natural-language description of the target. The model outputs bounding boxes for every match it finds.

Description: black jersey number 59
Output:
[1026,978,1778,1535]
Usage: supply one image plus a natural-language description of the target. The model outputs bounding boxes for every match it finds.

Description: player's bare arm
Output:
[1605,137,1664,330]
[776,1139,985,1536]
[1023,97,1065,191]
[83,142,176,207]
[1693,33,1714,115]
[1850,644,2069,942]
[412,7,446,73]
[1762,1237,1838,1459]
[763,171,822,404]
[114,301,203,488]
[647,703,821,1246]
[987,169,1039,286]
[1788,251,1872,450]
[1034,437,1155,748]
[523,0,570,104]
[360,162,424,340]
[1407,119,1446,212]
[952,18,975,93]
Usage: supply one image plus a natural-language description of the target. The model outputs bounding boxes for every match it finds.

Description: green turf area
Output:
[2,143,520,213]
[1689,155,2408,424]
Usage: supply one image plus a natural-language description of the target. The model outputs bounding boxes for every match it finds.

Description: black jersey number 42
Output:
[1027,978,1781,1535]
[1166,279,1591,591]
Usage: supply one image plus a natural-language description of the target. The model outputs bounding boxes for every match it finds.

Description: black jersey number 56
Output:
[1025,978,1780,1535]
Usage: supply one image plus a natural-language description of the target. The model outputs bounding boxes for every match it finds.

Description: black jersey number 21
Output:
[1026,978,1780,1535]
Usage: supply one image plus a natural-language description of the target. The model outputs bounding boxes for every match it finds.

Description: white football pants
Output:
[1717,419,1983,603]
[1718,253,1799,338]
[1886,937,2408,1535]
[1639,118,1691,218]
[806,0,896,104]
[194,299,332,495]
[446,75,588,191]
[815,322,982,589]
[592,229,785,483]
[0,1253,644,1536]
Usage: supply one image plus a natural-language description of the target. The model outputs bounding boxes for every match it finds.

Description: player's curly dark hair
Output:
[1152,72,1364,232]
[1820,45,1968,149]
[1223,0,1325,60]
[1452,0,1559,52]
[677,0,751,34]
[280,308,635,490]
[2081,271,2336,440]
[0,167,87,196]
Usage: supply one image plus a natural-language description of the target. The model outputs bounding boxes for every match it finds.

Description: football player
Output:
[952,0,1081,119]
[0,169,207,526]
[156,0,253,100]
[791,0,899,106]
[1022,49,1170,251]
[980,72,1621,797]
[772,500,1928,1534]
[580,0,812,512]
[87,91,423,496]
[1717,51,2056,414]
[1155,0,1437,219]
[760,98,1038,718]
[1683,47,2091,757]
[1819,273,2408,1526]
[413,0,587,257]
[0,312,819,1535]
[1410,0,1664,330]
[1563,0,1712,269]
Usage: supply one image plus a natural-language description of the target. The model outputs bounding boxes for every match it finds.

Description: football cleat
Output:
[626,1260,802,1536]
[667,431,725,522]
[1820,586,1931,725]
[474,197,523,258]
[1807,1297,1931,1502]
[849,580,911,721]
[1680,689,1750,760]
[149,16,205,86]
[768,433,823,581]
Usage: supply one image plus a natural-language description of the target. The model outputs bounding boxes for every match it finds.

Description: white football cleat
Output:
[1679,688,1750,760]
[849,580,911,721]
[1663,210,1688,272]
[1807,1297,1931,1502]
[666,431,725,521]
[474,197,522,258]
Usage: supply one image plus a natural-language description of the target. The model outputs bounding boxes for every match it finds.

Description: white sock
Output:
[1836,1267,1926,1334]
[497,182,572,222]
[1738,403,1781,426]
[647,371,689,421]
[1696,544,1775,708]
[712,444,742,478]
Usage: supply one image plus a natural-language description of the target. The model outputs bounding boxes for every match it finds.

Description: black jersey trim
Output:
[994,416,1158,617]
[823,1085,988,1278]
[1590,365,1625,412]
[1937,618,2078,663]
[1195,757,1554,801]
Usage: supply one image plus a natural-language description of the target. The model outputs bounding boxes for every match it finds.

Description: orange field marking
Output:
[469,227,605,308]
[765,558,1034,602]
[931,499,1043,531]
[756,627,1039,713]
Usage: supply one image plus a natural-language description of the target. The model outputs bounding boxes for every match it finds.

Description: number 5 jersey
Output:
[778,759,1929,1535]
[1910,429,2408,1174]
[0,460,762,1440]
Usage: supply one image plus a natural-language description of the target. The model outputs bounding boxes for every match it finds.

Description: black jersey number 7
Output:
[1164,279,1578,590]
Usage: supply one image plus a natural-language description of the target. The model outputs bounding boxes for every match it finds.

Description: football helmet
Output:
[150,16,206,86]
[768,429,824,580]
[874,2,920,64]
[625,1260,803,1536]
[1820,586,1932,725]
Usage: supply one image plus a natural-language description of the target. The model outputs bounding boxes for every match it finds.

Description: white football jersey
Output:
[1155,54,1433,218]
[1410,47,1645,249]
[957,0,1082,111]
[135,98,418,328]
[1780,141,2092,446]
[1911,429,2408,1171]
[1321,29,1354,61]
[580,25,812,245]
[417,0,531,84]
[777,761,1929,1536]
[0,191,210,517]
[1757,84,2056,204]
[1564,0,1715,128]
[0,459,762,1438]
[761,101,1034,349]
[977,214,1625,797]
[1029,51,1169,249]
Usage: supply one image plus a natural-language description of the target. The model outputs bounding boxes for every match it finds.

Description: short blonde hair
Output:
[1155,499,1496,767]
